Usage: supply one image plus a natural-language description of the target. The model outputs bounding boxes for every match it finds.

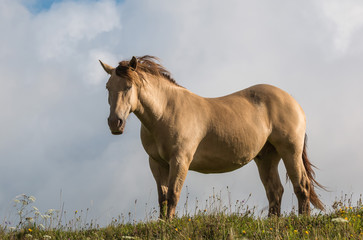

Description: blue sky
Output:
[22,0,66,13]
[23,0,123,13]
[1,0,363,227]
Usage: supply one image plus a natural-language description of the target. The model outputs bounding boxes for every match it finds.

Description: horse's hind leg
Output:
[149,157,169,219]
[254,142,284,216]
[276,139,311,215]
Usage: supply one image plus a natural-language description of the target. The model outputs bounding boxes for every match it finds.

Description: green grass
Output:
[1,194,362,239]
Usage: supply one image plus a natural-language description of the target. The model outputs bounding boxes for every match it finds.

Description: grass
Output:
[1,194,362,239]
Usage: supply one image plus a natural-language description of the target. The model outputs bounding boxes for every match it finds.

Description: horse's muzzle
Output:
[108,117,125,135]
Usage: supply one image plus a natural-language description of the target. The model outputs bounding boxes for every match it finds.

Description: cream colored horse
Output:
[99,56,324,219]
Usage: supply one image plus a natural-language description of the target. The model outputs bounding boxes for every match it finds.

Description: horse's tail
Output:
[302,134,325,211]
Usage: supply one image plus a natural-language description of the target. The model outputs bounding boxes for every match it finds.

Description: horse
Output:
[99,55,324,219]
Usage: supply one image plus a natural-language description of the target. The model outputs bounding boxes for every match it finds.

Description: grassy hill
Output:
[1,194,362,239]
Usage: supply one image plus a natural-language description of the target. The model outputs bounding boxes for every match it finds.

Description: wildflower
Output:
[41,214,51,219]
[46,209,54,215]
[43,235,52,239]
[188,218,191,222]
[305,231,309,235]
[28,228,33,232]
[175,228,178,231]
[270,228,273,231]
[25,234,33,238]
[9,227,16,231]
[39,224,45,230]
[13,199,20,204]
[294,230,298,233]
[32,206,39,211]
[358,215,361,217]
[242,230,246,234]
[29,196,36,202]
[332,217,349,223]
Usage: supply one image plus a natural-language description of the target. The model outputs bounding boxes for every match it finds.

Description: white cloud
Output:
[318,0,363,54]
[31,0,121,60]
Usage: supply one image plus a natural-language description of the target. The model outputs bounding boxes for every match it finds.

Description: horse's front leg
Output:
[166,154,191,219]
[149,157,169,219]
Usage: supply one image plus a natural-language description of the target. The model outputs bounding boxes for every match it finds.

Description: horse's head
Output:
[99,57,140,135]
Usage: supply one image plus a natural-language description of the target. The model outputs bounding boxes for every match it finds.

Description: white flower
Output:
[9,227,16,231]
[332,217,349,223]
[15,194,26,199]
[32,206,39,211]
[41,214,51,219]
[43,235,52,239]
[46,209,55,215]
[28,196,36,203]
[13,199,20,203]
[39,224,45,230]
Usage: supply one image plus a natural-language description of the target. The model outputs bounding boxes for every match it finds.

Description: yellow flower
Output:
[344,217,348,221]
[270,228,273,231]
[305,230,309,235]
[175,228,178,232]
[294,230,298,233]
[242,230,246,234]
[188,218,191,222]
[358,215,361,217]
[28,228,32,232]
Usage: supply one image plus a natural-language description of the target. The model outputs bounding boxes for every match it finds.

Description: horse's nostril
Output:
[117,119,123,127]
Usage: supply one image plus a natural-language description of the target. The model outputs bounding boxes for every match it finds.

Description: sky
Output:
[1,0,363,226]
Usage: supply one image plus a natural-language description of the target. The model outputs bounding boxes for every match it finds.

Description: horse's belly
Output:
[189,130,267,173]
[189,155,250,173]
[189,145,256,174]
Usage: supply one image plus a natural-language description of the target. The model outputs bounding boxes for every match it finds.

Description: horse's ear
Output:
[99,60,114,75]
[129,56,138,71]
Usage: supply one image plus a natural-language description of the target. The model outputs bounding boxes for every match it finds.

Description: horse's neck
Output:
[133,77,180,130]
